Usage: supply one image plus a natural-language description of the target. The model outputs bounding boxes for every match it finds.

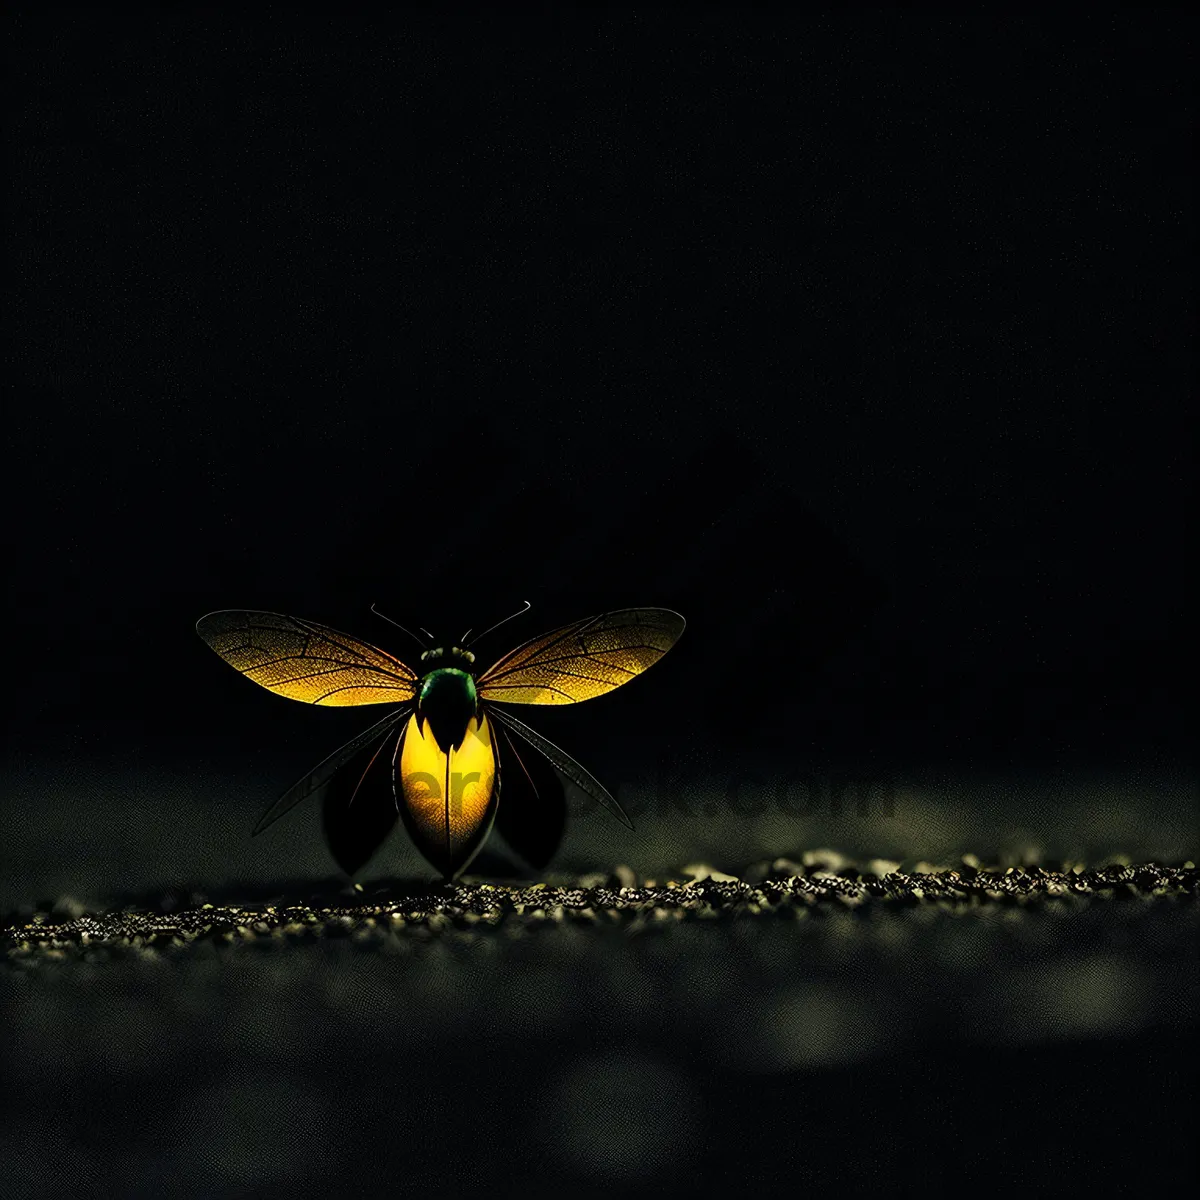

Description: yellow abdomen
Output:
[397,711,497,877]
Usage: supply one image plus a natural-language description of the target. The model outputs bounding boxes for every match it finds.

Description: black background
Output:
[9,10,1192,771]
[4,8,1196,1196]
[9,13,1194,828]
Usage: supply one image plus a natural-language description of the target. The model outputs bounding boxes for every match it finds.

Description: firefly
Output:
[196,603,685,878]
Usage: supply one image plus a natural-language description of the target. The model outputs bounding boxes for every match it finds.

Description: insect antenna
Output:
[370,602,432,650]
[463,599,531,648]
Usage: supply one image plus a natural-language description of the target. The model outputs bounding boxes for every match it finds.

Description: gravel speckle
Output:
[4,857,1195,965]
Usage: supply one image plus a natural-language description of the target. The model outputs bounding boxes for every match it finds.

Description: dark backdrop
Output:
[3,11,1195,1194]
[7,11,1192,893]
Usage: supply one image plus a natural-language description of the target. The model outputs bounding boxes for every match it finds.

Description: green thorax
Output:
[417,666,479,753]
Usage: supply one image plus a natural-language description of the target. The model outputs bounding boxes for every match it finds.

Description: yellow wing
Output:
[477,608,685,705]
[196,610,418,706]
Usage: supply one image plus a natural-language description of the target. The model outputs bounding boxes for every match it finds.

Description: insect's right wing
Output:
[488,707,633,830]
[252,706,410,835]
[197,610,418,706]
[476,608,684,706]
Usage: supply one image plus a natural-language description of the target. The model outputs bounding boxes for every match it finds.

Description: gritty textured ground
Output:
[4,854,1197,1198]
[4,855,1195,963]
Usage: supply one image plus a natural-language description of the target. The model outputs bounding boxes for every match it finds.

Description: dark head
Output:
[418,644,477,674]
[417,644,479,753]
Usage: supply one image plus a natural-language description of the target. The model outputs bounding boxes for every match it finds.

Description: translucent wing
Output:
[488,707,633,830]
[253,706,410,835]
[477,608,685,705]
[492,722,567,870]
[197,610,418,706]
[320,720,403,874]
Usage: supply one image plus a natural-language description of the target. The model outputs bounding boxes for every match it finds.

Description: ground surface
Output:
[4,855,1196,961]
[3,856,1196,1197]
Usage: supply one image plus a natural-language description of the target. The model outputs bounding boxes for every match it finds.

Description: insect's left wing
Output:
[477,608,685,705]
[196,610,418,706]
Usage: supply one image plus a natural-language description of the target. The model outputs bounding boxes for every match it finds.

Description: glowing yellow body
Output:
[197,606,685,878]
[397,712,497,871]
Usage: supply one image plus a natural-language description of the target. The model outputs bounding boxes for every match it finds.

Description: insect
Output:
[196,603,685,878]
